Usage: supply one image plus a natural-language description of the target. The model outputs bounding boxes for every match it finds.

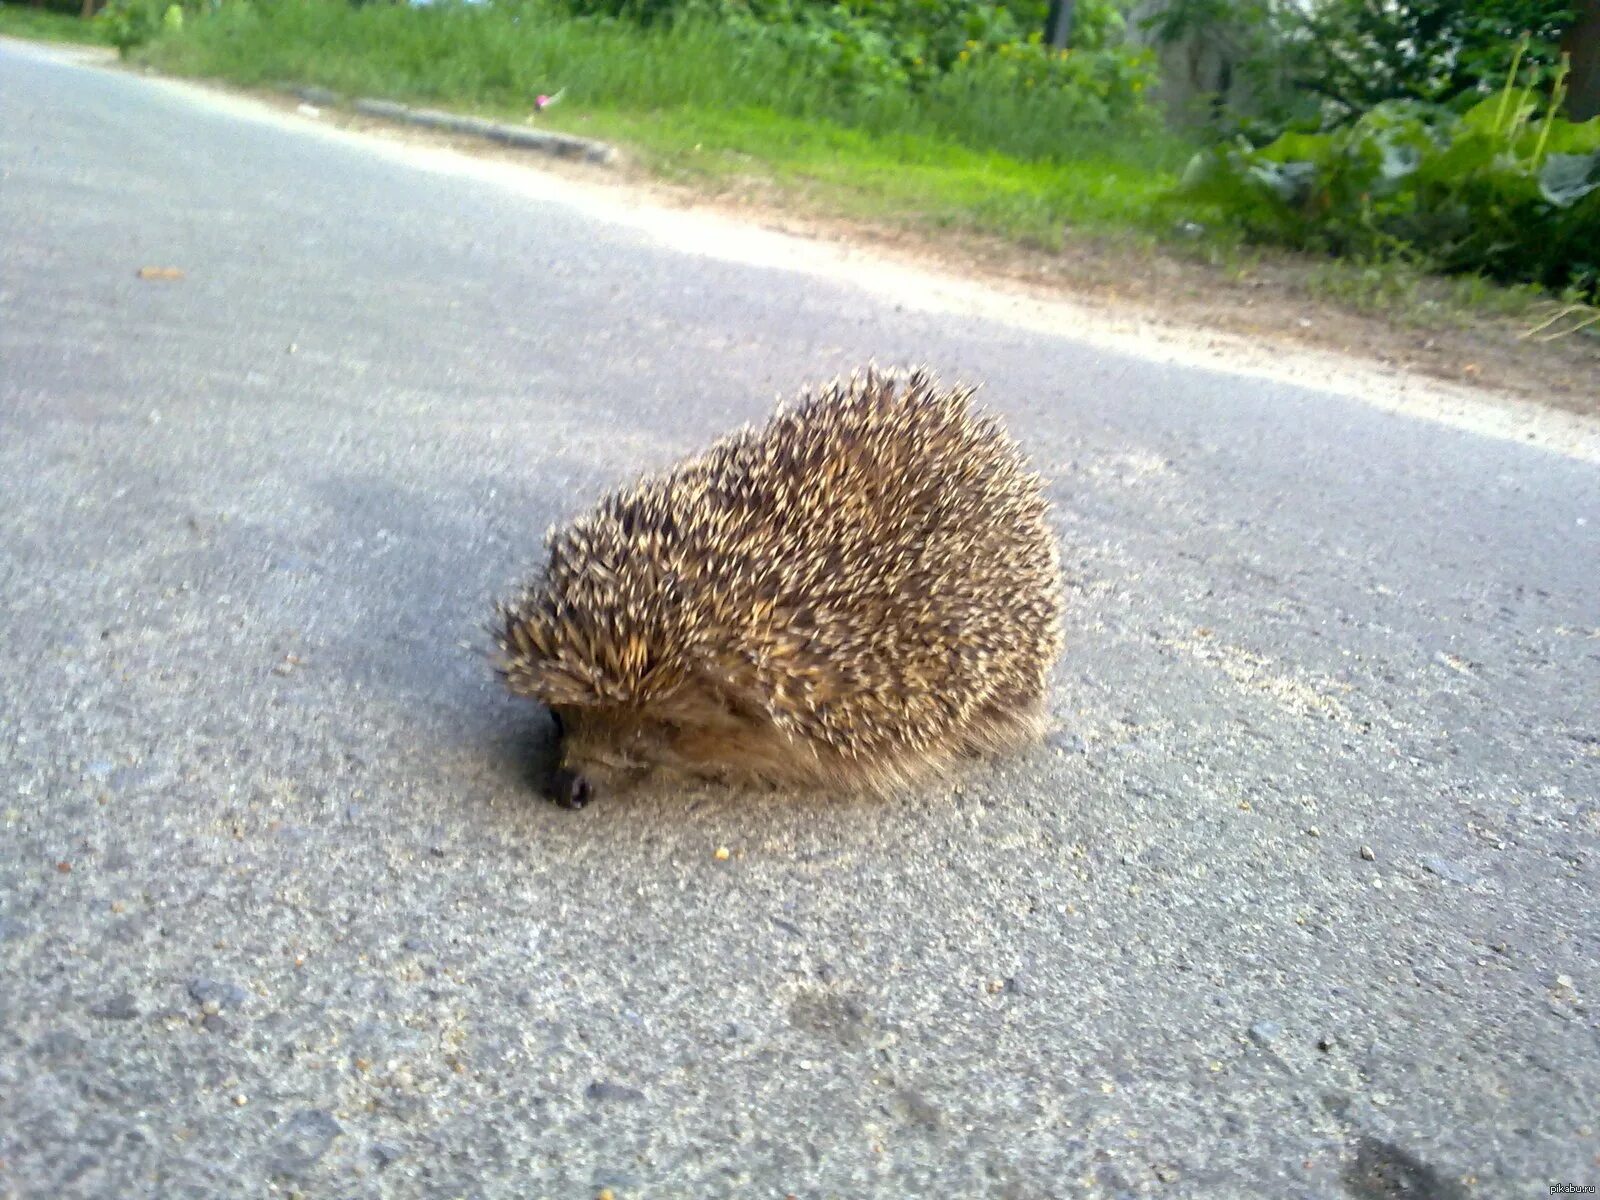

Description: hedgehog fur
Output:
[493,365,1064,805]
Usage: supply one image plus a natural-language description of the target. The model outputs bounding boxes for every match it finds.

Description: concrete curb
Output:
[284,84,618,165]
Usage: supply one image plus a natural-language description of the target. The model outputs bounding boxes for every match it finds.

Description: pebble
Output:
[1047,731,1088,755]
[1360,845,1376,861]
[109,764,160,793]
[268,1109,343,1178]
[188,979,248,1011]
[1247,1020,1282,1046]
[370,1142,403,1169]
[585,1080,645,1104]
[32,1030,87,1062]
[89,992,140,1020]
[1420,856,1476,886]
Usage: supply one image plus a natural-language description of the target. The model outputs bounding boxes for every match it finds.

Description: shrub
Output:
[1144,0,1578,133]
[552,0,1142,99]
[131,0,1158,156]
[1180,52,1600,298]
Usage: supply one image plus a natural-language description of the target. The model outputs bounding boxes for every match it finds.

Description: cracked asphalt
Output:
[1,37,1597,1200]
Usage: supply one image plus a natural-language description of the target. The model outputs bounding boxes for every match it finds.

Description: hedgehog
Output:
[492,365,1064,808]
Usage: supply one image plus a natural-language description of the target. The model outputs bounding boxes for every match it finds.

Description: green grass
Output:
[0,2,107,43]
[1301,255,1550,326]
[551,106,1185,245]
[140,0,1195,244]
[126,0,1580,333]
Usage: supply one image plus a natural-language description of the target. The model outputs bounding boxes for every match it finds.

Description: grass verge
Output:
[0,2,107,43]
[139,0,1195,247]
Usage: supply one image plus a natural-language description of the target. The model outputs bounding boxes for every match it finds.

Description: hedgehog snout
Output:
[545,766,593,809]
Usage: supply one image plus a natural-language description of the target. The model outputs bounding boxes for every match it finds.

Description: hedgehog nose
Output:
[547,767,592,810]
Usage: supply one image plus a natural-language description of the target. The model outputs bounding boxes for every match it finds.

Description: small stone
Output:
[1047,730,1088,755]
[233,1094,248,1106]
[1317,1035,1336,1052]
[108,764,162,793]
[201,1014,230,1035]
[585,1080,644,1104]
[90,992,139,1020]
[1359,845,1376,861]
[370,1142,402,1169]
[1421,856,1476,886]
[1305,826,1320,837]
[187,979,248,1011]
[713,846,731,861]
[1247,1020,1281,1046]
[268,1109,342,1178]
[32,1030,87,1062]
[1155,1165,1180,1183]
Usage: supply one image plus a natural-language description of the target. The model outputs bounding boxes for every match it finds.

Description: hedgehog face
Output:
[547,706,688,804]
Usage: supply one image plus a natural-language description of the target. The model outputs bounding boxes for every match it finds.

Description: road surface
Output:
[1,37,1597,1200]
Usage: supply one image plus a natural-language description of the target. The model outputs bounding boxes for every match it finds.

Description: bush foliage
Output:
[108,0,1160,156]
[1145,0,1577,132]
[1181,60,1600,299]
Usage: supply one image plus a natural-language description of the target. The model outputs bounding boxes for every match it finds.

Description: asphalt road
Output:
[2,38,1598,1200]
